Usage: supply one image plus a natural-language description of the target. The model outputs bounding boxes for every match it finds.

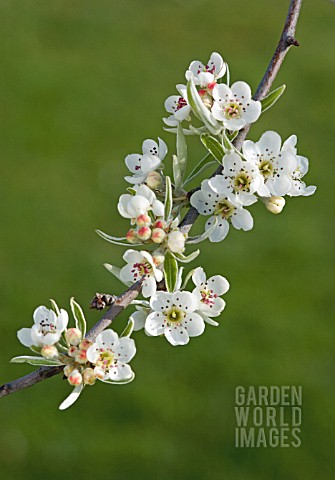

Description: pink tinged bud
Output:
[152,253,165,266]
[151,228,166,244]
[153,220,166,230]
[137,226,152,241]
[83,368,96,385]
[146,171,162,189]
[94,366,105,380]
[68,369,83,386]
[41,345,58,359]
[126,229,138,244]
[68,346,78,358]
[65,328,82,346]
[75,349,88,364]
[64,364,75,377]
[265,196,286,214]
[79,339,92,350]
[136,214,151,227]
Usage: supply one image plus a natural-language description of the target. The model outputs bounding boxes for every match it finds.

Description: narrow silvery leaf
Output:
[200,134,224,162]
[181,269,195,290]
[222,130,234,152]
[261,85,286,113]
[121,318,135,338]
[50,299,60,316]
[99,372,135,385]
[164,127,195,136]
[96,229,142,247]
[173,249,200,263]
[175,266,184,290]
[59,385,84,411]
[164,176,173,221]
[10,356,63,366]
[70,297,86,337]
[227,131,238,142]
[29,345,42,355]
[187,78,221,135]
[164,251,178,293]
[187,217,218,244]
[176,123,187,184]
[184,153,216,186]
[130,300,150,307]
[172,155,182,192]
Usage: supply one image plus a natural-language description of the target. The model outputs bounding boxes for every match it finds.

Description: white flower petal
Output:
[207,275,230,295]
[192,267,206,288]
[145,312,166,336]
[164,325,189,346]
[171,291,197,312]
[109,362,134,381]
[113,337,136,363]
[183,312,205,337]
[231,81,252,100]
[232,208,253,231]
[17,328,34,347]
[142,276,157,298]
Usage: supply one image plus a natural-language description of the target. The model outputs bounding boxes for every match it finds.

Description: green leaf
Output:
[127,187,137,195]
[222,130,234,152]
[164,176,173,221]
[173,249,200,263]
[96,229,142,247]
[121,318,134,338]
[261,85,286,113]
[184,153,216,187]
[227,130,238,142]
[187,217,218,244]
[49,299,60,316]
[172,155,182,192]
[10,356,63,366]
[70,297,86,337]
[29,345,42,355]
[164,251,178,293]
[187,78,221,135]
[181,269,195,290]
[59,385,84,411]
[176,123,187,186]
[200,134,224,162]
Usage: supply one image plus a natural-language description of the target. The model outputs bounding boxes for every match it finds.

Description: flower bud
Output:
[126,228,138,244]
[153,220,166,230]
[63,364,75,377]
[65,328,82,346]
[41,345,58,359]
[94,366,105,380]
[68,346,78,358]
[152,252,165,267]
[265,196,286,214]
[83,368,96,385]
[151,228,166,244]
[136,214,151,227]
[167,230,186,253]
[146,171,162,189]
[75,349,88,364]
[79,339,92,350]
[137,226,151,241]
[68,369,83,386]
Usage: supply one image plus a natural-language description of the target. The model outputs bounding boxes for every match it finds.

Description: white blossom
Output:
[145,291,205,346]
[124,138,167,185]
[86,330,136,382]
[211,81,261,130]
[17,306,68,348]
[185,52,226,87]
[192,267,229,326]
[163,84,191,127]
[191,179,253,242]
[118,184,164,222]
[242,131,298,196]
[282,135,316,197]
[120,249,163,298]
[209,151,263,206]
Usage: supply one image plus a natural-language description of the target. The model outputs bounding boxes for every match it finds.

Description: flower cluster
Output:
[11,51,315,409]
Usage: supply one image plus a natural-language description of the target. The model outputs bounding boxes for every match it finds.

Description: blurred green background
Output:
[0,0,334,478]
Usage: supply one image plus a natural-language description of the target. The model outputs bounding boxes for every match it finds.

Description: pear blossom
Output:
[282,135,316,197]
[211,81,261,131]
[145,291,205,346]
[191,179,254,242]
[120,249,163,297]
[192,267,230,326]
[86,330,136,382]
[185,52,226,87]
[124,138,168,184]
[164,84,191,127]
[167,229,186,253]
[17,306,68,348]
[242,131,298,196]
[118,184,164,222]
[209,152,264,206]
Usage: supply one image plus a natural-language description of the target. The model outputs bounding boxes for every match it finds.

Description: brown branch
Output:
[0,0,303,399]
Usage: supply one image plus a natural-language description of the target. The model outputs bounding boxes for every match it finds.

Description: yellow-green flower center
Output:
[214,200,234,218]
[97,350,115,368]
[234,171,251,192]
[224,102,241,119]
[165,306,185,324]
[259,160,274,178]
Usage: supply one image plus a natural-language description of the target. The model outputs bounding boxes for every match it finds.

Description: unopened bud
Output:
[65,328,82,346]
[126,228,138,244]
[151,228,166,244]
[41,345,58,359]
[137,226,151,241]
[152,252,165,267]
[265,196,286,214]
[75,349,88,364]
[167,230,186,253]
[68,346,78,358]
[64,364,75,377]
[153,220,166,230]
[146,171,162,189]
[83,368,96,385]
[94,366,105,380]
[68,369,83,386]
[136,214,151,227]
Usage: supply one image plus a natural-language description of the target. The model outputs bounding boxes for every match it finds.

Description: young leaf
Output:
[164,251,178,293]
[172,249,200,263]
[29,345,42,355]
[50,299,60,316]
[200,134,224,162]
[70,297,87,337]
[222,130,234,152]
[172,155,182,192]
[121,318,135,338]
[184,153,216,187]
[96,229,142,247]
[261,84,286,113]
[164,176,173,221]
[187,78,221,135]
[59,385,84,411]
[187,217,218,244]
[181,268,195,290]
[176,123,187,184]
[10,356,63,366]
